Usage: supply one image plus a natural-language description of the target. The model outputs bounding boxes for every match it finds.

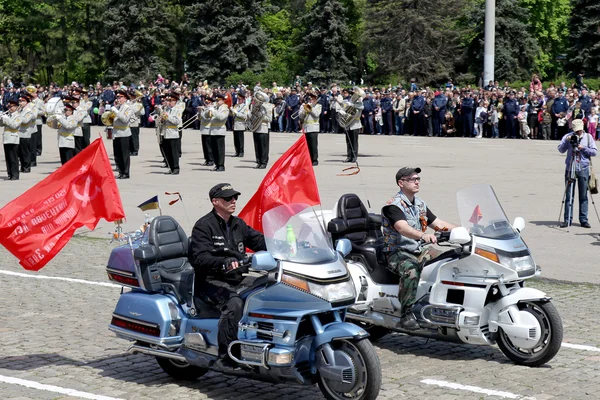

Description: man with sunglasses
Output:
[381,167,456,329]
[189,183,266,371]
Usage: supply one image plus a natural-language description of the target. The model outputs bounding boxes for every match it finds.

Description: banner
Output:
[0,138,125,271]
[239,135,320,231]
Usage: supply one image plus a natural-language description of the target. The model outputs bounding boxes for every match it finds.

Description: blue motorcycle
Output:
[106,203,382,400]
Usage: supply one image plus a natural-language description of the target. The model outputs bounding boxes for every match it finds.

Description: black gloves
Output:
[222,257,238,272]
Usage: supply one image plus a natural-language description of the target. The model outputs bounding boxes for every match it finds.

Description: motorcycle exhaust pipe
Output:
[128,344,187,363]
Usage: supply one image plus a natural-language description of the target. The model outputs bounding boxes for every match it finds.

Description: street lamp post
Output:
[483,0,495,86]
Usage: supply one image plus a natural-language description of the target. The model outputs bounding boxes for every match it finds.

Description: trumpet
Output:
[291,103,312,119]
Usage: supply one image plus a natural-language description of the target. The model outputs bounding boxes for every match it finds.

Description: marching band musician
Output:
[298,90,322,166]
[55,103,78,165]
[209,93,229,172]
[162,93,182,175]
[340,88,364,163]
[128,90,144,156]
[17,93,36,173]
[200,97,214,166]
[231,90,248,157]
[252,95,271,170]
[80,89,93,148]
[1,99,22,180]
[27,86,45,164]
[68,94,86,154]
[174,88,186,157]
[112,89,134,179]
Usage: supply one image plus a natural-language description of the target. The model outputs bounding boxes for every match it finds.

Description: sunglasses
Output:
[402,177,421,183]
[221,194,239,202]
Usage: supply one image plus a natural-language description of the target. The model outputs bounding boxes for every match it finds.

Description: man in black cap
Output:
[17,92,35,173]
[189,183,266,370]
[381,167,456,329]
[1,98,22,180]
[112,89,133,179]
[209,93,230,171]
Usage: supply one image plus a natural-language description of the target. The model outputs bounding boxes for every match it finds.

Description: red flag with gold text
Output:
[239,135,320,232]
[0,138,125,271]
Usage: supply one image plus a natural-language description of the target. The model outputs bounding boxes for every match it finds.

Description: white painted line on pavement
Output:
[0,269,121,288]
[562,342,600,352]
[0,374,124,400]
[421,379,532,399]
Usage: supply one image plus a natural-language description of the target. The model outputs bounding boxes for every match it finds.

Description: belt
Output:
[113,125,128,129]
[166,125,177,129]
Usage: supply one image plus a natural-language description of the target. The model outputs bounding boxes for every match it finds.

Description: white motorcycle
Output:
[325,184,563,367]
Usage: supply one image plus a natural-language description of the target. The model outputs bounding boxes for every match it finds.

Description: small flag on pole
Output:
[138,195,160,212]
[165,191,182,206]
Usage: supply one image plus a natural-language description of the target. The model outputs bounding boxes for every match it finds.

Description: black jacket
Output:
[189,209,266,283]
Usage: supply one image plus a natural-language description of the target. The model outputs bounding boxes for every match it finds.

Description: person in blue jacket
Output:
[380,92,394,135]
[362,93,375,134]
[286,88,300,132]
[551,90,569,139]
[411,90,426,136]
[432,90,448,137]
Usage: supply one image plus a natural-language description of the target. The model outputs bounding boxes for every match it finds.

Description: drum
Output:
[45,97,64,116]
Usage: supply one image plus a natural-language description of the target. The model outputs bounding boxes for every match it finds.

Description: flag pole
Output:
[158,196,163,216]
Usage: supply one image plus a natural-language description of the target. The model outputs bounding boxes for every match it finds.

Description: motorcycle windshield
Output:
[456,184,519,240]
[262,203,337,264]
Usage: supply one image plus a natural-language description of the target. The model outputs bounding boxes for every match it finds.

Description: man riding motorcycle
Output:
[381,167,456,329]
[188,183,266,370]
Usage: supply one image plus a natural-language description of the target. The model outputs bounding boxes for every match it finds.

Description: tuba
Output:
[337,86,366,129]
[246,91,271,132]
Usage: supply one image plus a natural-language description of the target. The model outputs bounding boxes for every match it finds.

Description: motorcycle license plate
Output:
[240,344,264,362]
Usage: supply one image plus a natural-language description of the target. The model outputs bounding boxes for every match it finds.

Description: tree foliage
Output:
[185,0,268,84]
[568,0,600,76]
[365,0,467,84]
[298,0,356,84]
[465,0,539,82]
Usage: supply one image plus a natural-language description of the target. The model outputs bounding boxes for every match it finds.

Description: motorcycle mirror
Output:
[251,251,278,271]
[449,227,471,244]
[335,238,352,257]
[512,217,525,233]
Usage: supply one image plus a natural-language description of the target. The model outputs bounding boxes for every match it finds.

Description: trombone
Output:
[291,103,312,119]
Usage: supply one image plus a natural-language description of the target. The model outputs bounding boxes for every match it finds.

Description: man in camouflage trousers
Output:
[381,167,456,329]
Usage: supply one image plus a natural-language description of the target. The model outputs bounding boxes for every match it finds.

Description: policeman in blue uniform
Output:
[362,93,375,135]
[286,88,300,132]
[504,91,520,139]
[380,92,394,135]
[432,90,448,137]
[551,90,569,140]
[411,90,426,136]
[460,92,474,137]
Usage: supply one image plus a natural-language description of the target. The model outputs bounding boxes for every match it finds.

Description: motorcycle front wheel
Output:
[317,339,381,400]
[156,356,208,380]
[497,301,563,367]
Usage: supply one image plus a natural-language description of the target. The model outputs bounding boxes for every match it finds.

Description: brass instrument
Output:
[101,110,116,126]
[130,90,144,102]
[337,86,366,129]
[46,114,62,129]
[246,91,270,131]
[292,103,312,120]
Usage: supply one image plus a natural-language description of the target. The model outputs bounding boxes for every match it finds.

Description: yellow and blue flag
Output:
[138,195,160,211]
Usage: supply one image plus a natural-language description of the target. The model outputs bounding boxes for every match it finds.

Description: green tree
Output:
[567,0,600,76]
[465,0,539,82]
[185,0,268,84]
[298,0,356,84]
[104,0,176,84]
[521,0,570,78]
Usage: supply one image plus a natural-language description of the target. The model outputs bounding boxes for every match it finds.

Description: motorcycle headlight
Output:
[307,280,356,303]
[281,274,356,303]
[498,253,536,277]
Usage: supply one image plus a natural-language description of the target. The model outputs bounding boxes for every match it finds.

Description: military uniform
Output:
[231,95,248,157]
[162,97,182,174]
[80,94,93,148]
[299,97,322,166]
[71,98,86,154]
[339,93,364,163]
[18,94,36,173]
[0,102,22,180]
[32,92,45,160]
[55,105,78,165]
[209,98,229,172]
[175,97,185,157]
[252,102,272,169]
[200,102,214,166]
[129,100,144,156]
[112,90,133,179]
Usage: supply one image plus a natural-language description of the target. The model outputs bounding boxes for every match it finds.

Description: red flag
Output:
[469,205,483,224]
[239,135,320,232]
[0,138,125,271]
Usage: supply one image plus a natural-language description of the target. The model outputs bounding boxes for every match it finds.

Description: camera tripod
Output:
[557,140,600,228]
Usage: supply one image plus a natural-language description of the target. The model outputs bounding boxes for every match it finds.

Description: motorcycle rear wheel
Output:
[156,356,208,380]
[318,339,381,400]
[497,301,563,367]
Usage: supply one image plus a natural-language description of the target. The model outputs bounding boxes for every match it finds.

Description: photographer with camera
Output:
[558,119,597,228]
